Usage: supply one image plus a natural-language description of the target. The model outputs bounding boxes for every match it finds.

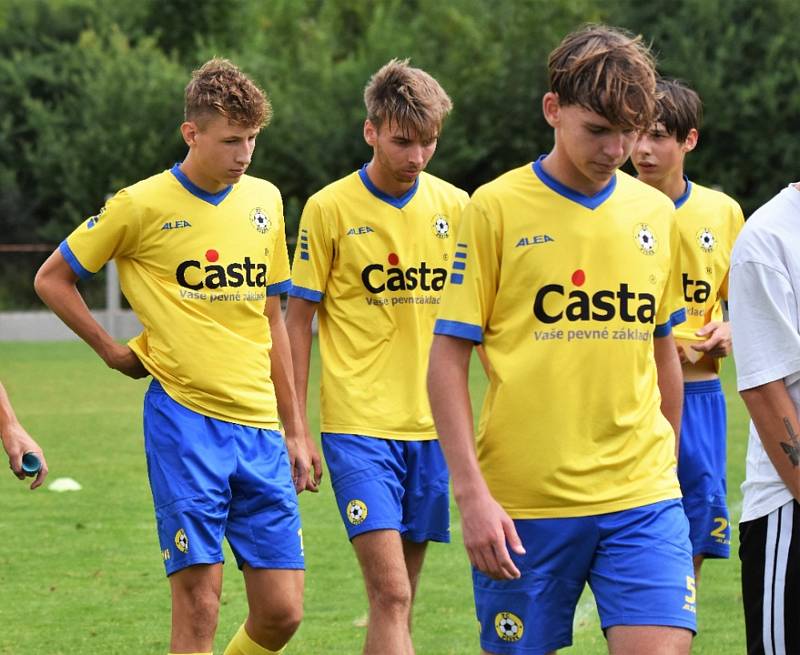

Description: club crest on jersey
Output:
[495,612,524,642]
[174,529,189,554]
[633,223,658,255]
[250,207,271,234]
[432,214,450,238]
[697,227,716,253]
[346,500,368,525]
[86,206,107,230]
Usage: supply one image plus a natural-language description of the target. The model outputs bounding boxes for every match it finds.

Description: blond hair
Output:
[548,25,657,130]
[185,58,272,129]
[364,59,452,139]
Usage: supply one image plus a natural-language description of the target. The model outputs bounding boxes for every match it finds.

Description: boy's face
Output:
[364,119,438,188]
[181,113,259,191]
[632,122,696,186]
[543,93,636,194]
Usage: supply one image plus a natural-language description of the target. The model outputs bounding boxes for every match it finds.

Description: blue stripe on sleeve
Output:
[434,319,483,343]
[288,285,324,302]
[267,279,292,296]
[452,261,466,270]
[653,321,673,338]
[670,308,687,326]
[59,240,93,280]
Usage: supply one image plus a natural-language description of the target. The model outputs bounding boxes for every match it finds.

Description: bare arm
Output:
[741,380,800,501]
[691,320,732,358]
[0,382,48,489]
[34,250,147,378]
[284,297,322,489]
[654,334,684,457]
[265,295,310,493]
[427,335,523,580]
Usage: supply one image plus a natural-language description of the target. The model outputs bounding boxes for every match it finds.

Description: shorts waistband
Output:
[684,378,722,395]
[148,378,165,394]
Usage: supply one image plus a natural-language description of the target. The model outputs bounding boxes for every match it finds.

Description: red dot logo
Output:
[571,269,585,286]
[387,253,399,266]
[205,249,219,262]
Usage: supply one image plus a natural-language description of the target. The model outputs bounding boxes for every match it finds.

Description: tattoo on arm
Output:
[780,417,800,467]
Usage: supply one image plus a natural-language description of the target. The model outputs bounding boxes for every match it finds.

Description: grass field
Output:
[0,341,749,654]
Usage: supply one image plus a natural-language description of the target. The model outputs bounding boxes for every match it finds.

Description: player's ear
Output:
[542,92,561,128]
[181,121,199,148]
[363,119,377,147]
[683,128,699,153]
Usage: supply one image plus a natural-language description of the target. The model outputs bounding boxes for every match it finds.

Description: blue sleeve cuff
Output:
[670,307,687,326]
[288,285,324,302]
[433,319,483,344]
[266,279,292,296]
[59,240,93,280]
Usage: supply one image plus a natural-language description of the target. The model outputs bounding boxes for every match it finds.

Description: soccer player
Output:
[632,78,744,583]
[0,380,47,489]
[730,184,800,655]
[34,59,311,655]
[428,26,696,655]
[285,59,467,654]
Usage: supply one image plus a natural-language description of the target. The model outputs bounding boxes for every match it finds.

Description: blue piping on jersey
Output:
[670,307,687,326]
[170,163,233,206]
[289,285,324,302]
[532,155,616,210]
[654,307,687,338]
[434,319,483,344]
[673,177,692,209]
[267,279,292,296]
[358,164,419,209]
[59,240,93,280]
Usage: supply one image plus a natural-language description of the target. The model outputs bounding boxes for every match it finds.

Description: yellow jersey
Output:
[61,164,291,428]
[290,166,468,440]
[672,179,744,356]
[434,158,685,517]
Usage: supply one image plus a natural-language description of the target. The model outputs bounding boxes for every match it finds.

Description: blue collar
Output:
[170,163,233,206]
[674,176,692,209]
[532,155,616,210]
[358,164,419,209]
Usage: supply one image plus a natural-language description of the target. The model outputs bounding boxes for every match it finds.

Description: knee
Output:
[367,581,412,616]
[250,600,303,641]
[176,589,221,639]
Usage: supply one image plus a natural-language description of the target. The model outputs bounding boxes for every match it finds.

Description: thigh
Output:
[242,566,304,617]
[590,500,696,634]
[678,381,730,558]
[740,500,800,655]
[401,440,450,543]
[606,625,692,655]
[352,529,412,597]
[474,517,596,655]
[322,433,405,539]
[227,427,304,571]
[144,381,233,575]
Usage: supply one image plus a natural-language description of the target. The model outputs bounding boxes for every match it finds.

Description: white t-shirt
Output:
[730,184,800,522]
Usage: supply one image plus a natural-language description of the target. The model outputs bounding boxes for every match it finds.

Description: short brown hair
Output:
[653,78,703,142]
[364,59,453,139]
[185,58,271,129]
[548,25,657,130]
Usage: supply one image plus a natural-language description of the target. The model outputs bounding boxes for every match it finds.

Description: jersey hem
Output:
[321,427,438,441]
[433,319,483,343]
[266,279,291,296]
[501,490,682,519]
[60,240,93,279]
[289,285,324,302]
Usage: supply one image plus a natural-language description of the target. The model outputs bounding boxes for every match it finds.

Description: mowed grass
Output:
[0,341,748,654]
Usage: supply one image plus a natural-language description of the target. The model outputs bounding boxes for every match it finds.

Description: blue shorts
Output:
[474,499,696,654]
[321,433,450,543]
[677,379,730,558]
[143,380,304,576]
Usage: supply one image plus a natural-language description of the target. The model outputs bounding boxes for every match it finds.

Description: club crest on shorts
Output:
[696,227,716,253]
[174,528,189,554]
[250,207,271,234]
[432,214,450,239]
[633,223,658,255]
[494,611,524,642]
[346,499,368,525]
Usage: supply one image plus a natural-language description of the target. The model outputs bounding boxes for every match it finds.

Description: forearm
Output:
[266,298,303,435]
[741,381,800,501]
[654,334,684,456]
[284,301,314,420]
[428,336,487,502]
[0,383,19,442]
